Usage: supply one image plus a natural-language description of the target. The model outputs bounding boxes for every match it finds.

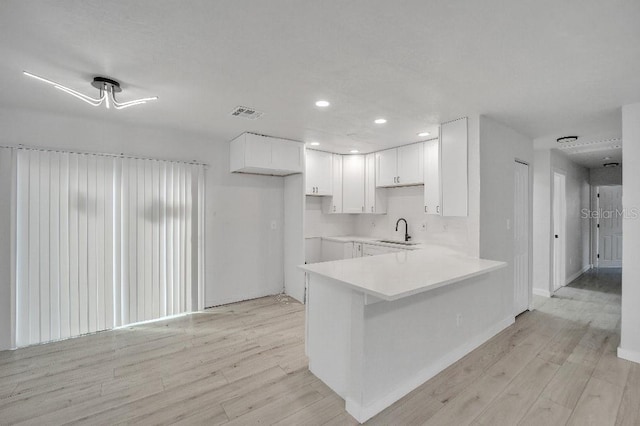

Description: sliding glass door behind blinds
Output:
[14,148,205,347]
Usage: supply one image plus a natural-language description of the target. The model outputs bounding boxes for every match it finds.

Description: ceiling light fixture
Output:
[603,162,620,168]
[309,142,320,146]
[315,100,330,107]
[374,118,387,124]
[417,132,430,137]
[556,136,578,144]
[23,71,158,110]
[350,149,359,153]
[603,156,612,161]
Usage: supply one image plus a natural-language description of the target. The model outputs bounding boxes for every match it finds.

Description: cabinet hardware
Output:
[424,206,427,213]
[362,206,364,212]
[397,176,400,183]
[436,205,440,214]
[333,205,336,212]
[371,206,374,213]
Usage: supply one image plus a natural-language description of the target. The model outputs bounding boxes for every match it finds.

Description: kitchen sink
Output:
[377,239,419,246]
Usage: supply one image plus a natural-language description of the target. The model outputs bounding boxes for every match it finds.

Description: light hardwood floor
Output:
[0,268,636,425]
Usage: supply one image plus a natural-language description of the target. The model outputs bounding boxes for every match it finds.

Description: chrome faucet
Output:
[395,218,411,242]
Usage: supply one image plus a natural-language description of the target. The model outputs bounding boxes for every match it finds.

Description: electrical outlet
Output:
[270,220,277,230]
[421,222,427,231]
[371,221,376,228]
[456,313,463,327]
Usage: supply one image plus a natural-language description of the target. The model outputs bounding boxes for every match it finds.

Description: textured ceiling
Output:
[1,0,639,154]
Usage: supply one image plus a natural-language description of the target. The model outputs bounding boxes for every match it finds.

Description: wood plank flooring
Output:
[0,268,635,425]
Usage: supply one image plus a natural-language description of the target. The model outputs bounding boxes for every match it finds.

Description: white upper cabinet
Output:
[230,132,303,176]
[305,149,333,196]
[397,144,424,185]
[342,155,365,214]
[423,139,441,215]
[325,154,343,213]
[439,118,468,217]
[376,149,397,187]
[376,143,424,187]
[365,153,386,214]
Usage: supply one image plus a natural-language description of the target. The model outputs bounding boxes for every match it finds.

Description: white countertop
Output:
[299,242,506,301]
[307,235,425,250]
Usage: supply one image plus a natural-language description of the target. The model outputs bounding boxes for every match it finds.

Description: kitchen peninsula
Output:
[300,244,508,423]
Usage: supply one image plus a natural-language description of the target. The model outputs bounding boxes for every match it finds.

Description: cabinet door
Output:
[397,143,424,185]
[423,139,441,215]
[375,149,397,187]
[441,118,468,216]
[272,138,304,173]
[330,154,343,212]
[244,133,272,169]
[342,155,365,213]
[365,153,386,214]
[305,150,333,195]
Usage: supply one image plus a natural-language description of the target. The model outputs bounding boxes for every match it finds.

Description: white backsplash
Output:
[354,186,473,252]
[305,196,356,237]
[305,186,473,253]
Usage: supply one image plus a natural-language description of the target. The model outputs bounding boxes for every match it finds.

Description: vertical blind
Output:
[14,148,205,347]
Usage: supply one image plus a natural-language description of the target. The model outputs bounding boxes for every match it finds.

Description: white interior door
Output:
[514,161,530,314]
[553,172,567,291]
[597,185,623,268]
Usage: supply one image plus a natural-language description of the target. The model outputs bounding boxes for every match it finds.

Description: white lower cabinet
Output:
[353,242,363,258]
[362,243,404,256]
[342,155,365,214]
[321,240,353,262]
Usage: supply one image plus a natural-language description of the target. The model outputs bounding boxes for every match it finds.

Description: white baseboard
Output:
[532,288,552,298]
[618,347,640,364]
[345,315,515,423]
[566,264,592,286]
[205,291,284,308]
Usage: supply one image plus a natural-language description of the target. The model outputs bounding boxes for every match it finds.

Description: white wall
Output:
[620,103,640,363]
[532,149,552,295]
[0,107,286,310]
[551,150,591,282]
[533,146,591,296]
[478,116,533,309]
[305,196,356,238]
[591,166,623,186]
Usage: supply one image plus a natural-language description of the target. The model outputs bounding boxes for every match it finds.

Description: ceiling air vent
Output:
[230,105,264,120]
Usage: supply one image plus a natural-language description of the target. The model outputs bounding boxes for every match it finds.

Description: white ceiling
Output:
[1,1,639,155]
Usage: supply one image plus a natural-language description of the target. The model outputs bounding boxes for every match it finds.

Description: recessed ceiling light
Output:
[309,142,320,146]
[603,156,612,160]
[417,132,430,137]
[350,149,359,154]
[315,100,330,107]
[374,118,387,124]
